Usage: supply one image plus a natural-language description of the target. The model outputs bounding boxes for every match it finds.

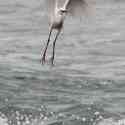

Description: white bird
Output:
[41,0,90,65]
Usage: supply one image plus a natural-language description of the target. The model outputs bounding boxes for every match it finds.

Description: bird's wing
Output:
[64,0,90,17]
[45,0,66,14]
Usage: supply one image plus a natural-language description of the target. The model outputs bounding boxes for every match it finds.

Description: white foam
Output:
[97,118,125,125]
[0,117,8,125]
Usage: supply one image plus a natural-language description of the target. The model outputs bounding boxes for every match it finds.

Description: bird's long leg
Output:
[41,27,53,64]
[51,29,61,65]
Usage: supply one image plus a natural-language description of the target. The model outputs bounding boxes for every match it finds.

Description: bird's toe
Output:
[50,57,55,66]
[41,56,46,65]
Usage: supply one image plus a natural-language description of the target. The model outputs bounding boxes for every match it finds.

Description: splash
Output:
[97,118,125,125]
[0,104,105,125]
[0,104,124,125]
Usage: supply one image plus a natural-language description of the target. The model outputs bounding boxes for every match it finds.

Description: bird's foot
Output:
[49,56,55,66]
[41,54,46,65]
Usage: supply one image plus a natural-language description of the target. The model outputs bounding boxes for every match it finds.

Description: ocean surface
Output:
[0,0,125,125]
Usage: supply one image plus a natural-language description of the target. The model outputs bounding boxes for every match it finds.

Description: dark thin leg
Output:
[41,27,53,64]
[51,29,61,65]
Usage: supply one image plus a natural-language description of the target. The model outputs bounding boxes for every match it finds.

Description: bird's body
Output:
[51,8,65,29]
[41,0,90,65]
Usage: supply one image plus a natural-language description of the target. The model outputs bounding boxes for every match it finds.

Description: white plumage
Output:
[41,0,91,65]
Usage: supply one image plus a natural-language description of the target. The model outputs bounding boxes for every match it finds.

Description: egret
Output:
[41,0,90,65]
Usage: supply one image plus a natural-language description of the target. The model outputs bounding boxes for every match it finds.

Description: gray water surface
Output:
[0,0,125,125]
